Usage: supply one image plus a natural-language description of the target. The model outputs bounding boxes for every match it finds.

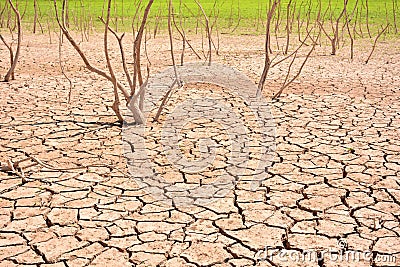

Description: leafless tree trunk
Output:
[319,0,348,55]
[352,2,361,38]
[0,1,8,28]
[33,0,38,33]
[0,35,14,80]
[365,0,371,38]
[167,0,180,84]
[3,0,21,82]
[64,0,69,28]
[357,3,364,37]
[284,0,293,55]
[393,0,398,34]
[343,0,355,59]
[58,30,73,103]
[171,2,202,65]
[103,0,123,122]
[230,0,242,33]
[54,0,154,124]
[296,3,304,42]
[195,0,212,66]
[257,0,280,97]
[133,0,154,112]
[210,1,221,56]
[257,0,321,99]
[274,0,282,34]
[153,0,187,123]
[153,5,162,38]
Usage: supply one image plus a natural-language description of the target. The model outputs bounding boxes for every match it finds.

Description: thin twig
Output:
[271,25,314,68]
[58,30,73,103]
[53,0,130,101]
[4,0,21,82]
[257,0,280,97]
[194,0,212,66]
[103,0,123,122]
[168,0,181,86]
[171,5,202,61]
[0,34,14,80]
[365,24,390,64]
[272,31,319,100]
[153,79,180,123]
[99,16,134,93]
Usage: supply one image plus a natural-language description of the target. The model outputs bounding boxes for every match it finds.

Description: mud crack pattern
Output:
[0,34,399,266]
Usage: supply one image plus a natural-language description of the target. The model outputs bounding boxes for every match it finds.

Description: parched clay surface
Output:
[0,33,399,266]
[123,63,276,207]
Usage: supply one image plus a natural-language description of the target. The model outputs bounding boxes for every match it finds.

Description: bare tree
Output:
[57,30,73,103]
[31,0,44,34]
[171,1,202,65]
[257,0,321,99]
[33,0,38,33]
[284,0,293,55]
[167,0,180,84]
[257,0,280,97]
[0,1,8,28]
[0,35,14,80]
[272,31,319,99]
[319,0,348,55]
[153,0,184,122]
[2,0,21,82]
[393,0,398,34]
[195,0,213,66]
[54,0,154,124]
[344,0,356,59]
[365,0,371,38]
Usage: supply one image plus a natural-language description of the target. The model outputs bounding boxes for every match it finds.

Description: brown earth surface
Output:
[0,32,400,266]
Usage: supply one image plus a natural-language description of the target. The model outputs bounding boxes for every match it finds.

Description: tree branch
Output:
[4,0,21,82]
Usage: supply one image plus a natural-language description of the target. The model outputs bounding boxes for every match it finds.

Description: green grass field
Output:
[2,0,399,35]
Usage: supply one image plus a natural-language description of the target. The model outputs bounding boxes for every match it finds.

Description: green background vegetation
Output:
[1,0,399,35]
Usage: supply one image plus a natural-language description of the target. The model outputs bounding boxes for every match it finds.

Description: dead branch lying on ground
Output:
[0,153,129,180]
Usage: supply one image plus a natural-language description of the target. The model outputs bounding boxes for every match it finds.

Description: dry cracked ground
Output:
[0,33,399,267]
